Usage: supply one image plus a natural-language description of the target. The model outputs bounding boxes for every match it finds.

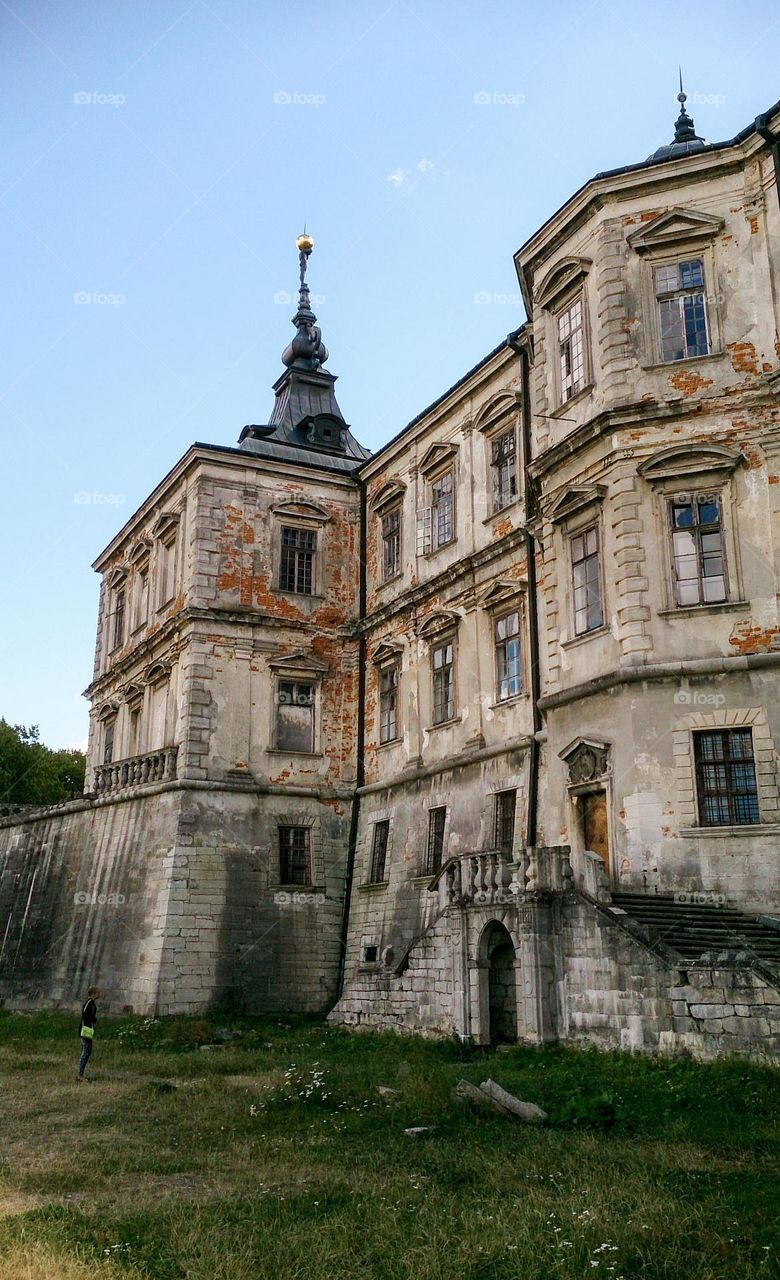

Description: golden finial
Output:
[296,230,314,253]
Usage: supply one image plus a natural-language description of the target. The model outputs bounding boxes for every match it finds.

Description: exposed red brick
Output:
[749,216,760,235]
[726,341,760,377]
[728,621,779,655]
[669,369,714,397]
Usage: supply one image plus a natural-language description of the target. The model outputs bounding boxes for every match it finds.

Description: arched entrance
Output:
[483,921,517,1044]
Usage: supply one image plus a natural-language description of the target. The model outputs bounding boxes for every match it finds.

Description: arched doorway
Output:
[483,921,517,1044]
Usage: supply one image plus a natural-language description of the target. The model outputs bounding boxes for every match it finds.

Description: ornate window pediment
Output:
[536,256,592,309]
[369,480,406,513]
[105,566,127,589]
[560,737,611,784]
[479,579,527,610]
[271,499,331,525]
[547,483,607,525]
[268,650,329,676]
[417,609,460,640]
[637,444,743,484]
[627,207,724,254]
[96,701,120,722]
[122,683,144,705]
[372,639,404,667]
[419,441,458,479]
[151,511,180,541]
[128,539,152,565]
[144,660,172,686]
[474,393,518,434]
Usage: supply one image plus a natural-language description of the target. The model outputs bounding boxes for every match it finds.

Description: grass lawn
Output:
[0,1012,778,1279]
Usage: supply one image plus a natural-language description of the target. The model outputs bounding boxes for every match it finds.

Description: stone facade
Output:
[2,97,780,1057]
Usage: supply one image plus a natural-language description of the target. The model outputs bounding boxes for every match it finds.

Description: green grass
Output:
[0,1011,778,1279]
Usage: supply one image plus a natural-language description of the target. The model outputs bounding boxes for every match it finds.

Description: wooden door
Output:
[582,791,609,877]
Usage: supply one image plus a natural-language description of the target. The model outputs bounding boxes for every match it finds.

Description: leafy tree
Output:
[0,720,86,808]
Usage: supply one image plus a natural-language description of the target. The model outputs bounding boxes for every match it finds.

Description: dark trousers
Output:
[78,1036,93,1077]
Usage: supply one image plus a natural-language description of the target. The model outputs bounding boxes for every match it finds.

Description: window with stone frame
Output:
[557,294,586,403]
[278,825,312,885]
[381,507,401,581]
[490,428,518,511]
[379,662,400,744]
[570,524,604,635]
[111,589,126,650]
[431,638,455,725]
[276,680,315,753]
[495,610,522,700]
[127,700,142,756]
[693,729,759,826]
[494,789,517,854]
[133,563,149,630]
[431,470,455,549]
[157,533,177,607]
[424,806,447,877]
[655,258,710,363]
[669,492,727,607]
[102,716,116,765]
[369,819,390,883]
[279,526,316,595]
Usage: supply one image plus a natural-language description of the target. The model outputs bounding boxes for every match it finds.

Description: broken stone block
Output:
[479,1079,548,1123]
[452,1079,501,1110]
[404,1126,435,1137]
[377,1085,399,1099]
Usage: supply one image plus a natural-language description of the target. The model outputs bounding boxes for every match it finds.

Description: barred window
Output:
[279,526,316,595]
[491,429,517,511]
[694,730,759,827]
[670,494,726,607]
[655,258,709,363]
[431,471,454,548]
[495,790,517,854]
[112,590,126,649]
[279,826,311,885]
[432,639,455,725]
[558,296,585,402]
[381,508,401,581]
[276,680,315,753]
[425,807,447,877]
[369,820,390,883]
[495,611,522,700]
[571,525,603,635]
[379,664,399,744]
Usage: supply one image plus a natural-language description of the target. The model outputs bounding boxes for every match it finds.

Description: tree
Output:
[0,720,86,808]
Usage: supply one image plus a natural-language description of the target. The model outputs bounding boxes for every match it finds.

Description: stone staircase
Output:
[608,892,780,968]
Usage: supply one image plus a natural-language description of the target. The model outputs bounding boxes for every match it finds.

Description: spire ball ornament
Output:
[296,231,314,254]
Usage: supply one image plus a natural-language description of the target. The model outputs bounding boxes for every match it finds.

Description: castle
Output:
[2,91,780,1058]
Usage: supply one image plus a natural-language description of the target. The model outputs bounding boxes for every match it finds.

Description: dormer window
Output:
[655,258,709,363]
[557,296,586,402]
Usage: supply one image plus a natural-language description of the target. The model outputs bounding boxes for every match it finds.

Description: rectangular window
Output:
[381,508,401,581]
[495,790,517,855]
[158,537,177,607]
[379,664,399,744]
[571,525,603,635]
[491,429,517,511]
[102,718,116,765]
[670,494,727,606]
[431,471,454,548]
[495,611,522,700]
[694,730,759,827]
[369,820,390,883]
[432,639,455,725]
[128,703,142,756]
[425,806,447,877]
[279,826,312,885]
[112,591,126,649]
[276,680,315,753]
[279,526,316,595]
[655,258,709,363]
[558,296,586,402]
[133,566,149,630]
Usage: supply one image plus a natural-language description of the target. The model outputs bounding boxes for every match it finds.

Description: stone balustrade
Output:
[93,745,179,795]
[432,844,575,910]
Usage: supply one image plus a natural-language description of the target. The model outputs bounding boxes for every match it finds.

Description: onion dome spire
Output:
[281,230,329,371]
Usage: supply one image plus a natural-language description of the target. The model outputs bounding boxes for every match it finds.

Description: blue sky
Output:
[1,0,777,750]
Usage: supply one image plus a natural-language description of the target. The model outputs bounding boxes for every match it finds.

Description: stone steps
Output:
[609,893,780,964]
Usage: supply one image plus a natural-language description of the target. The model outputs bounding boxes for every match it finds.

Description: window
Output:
[381,508,401,581]
[694,730,759,826]
[379,664,399,744]
[279,826,312,884]
[425,807,447,877]
[670,494,726,606]
[495,790,517,855]
[557,296,586,402]
[276,681,315,753]
[432,639,455,725]
[133,565,149,630]
[571,526,603,635]
[431,471,454,548]
[158,537,177,607]
[495,611,522,700]
[655,259,709,363]
[111,591,126,650]
[491,429,517,511]
[102,717,116,765]
[279,526,316,595]
[127,702,142,756]
[369,820,390,883]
